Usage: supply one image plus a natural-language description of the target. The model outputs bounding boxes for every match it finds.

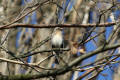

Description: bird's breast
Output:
[51,35,63,47]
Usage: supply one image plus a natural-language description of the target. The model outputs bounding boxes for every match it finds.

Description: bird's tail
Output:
[53,51,59,64]
[54,53,59,64]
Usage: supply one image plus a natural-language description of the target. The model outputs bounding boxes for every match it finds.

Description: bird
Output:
[51,27,63,64]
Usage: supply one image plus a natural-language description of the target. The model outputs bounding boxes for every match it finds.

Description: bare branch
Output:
[0,22,116,29]
[1,43,120,80]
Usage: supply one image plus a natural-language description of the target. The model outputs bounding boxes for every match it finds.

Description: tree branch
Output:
[1,43,120,80]
[0,22,116,29]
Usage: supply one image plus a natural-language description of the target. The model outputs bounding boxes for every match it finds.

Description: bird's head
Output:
[54,27,63,32]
